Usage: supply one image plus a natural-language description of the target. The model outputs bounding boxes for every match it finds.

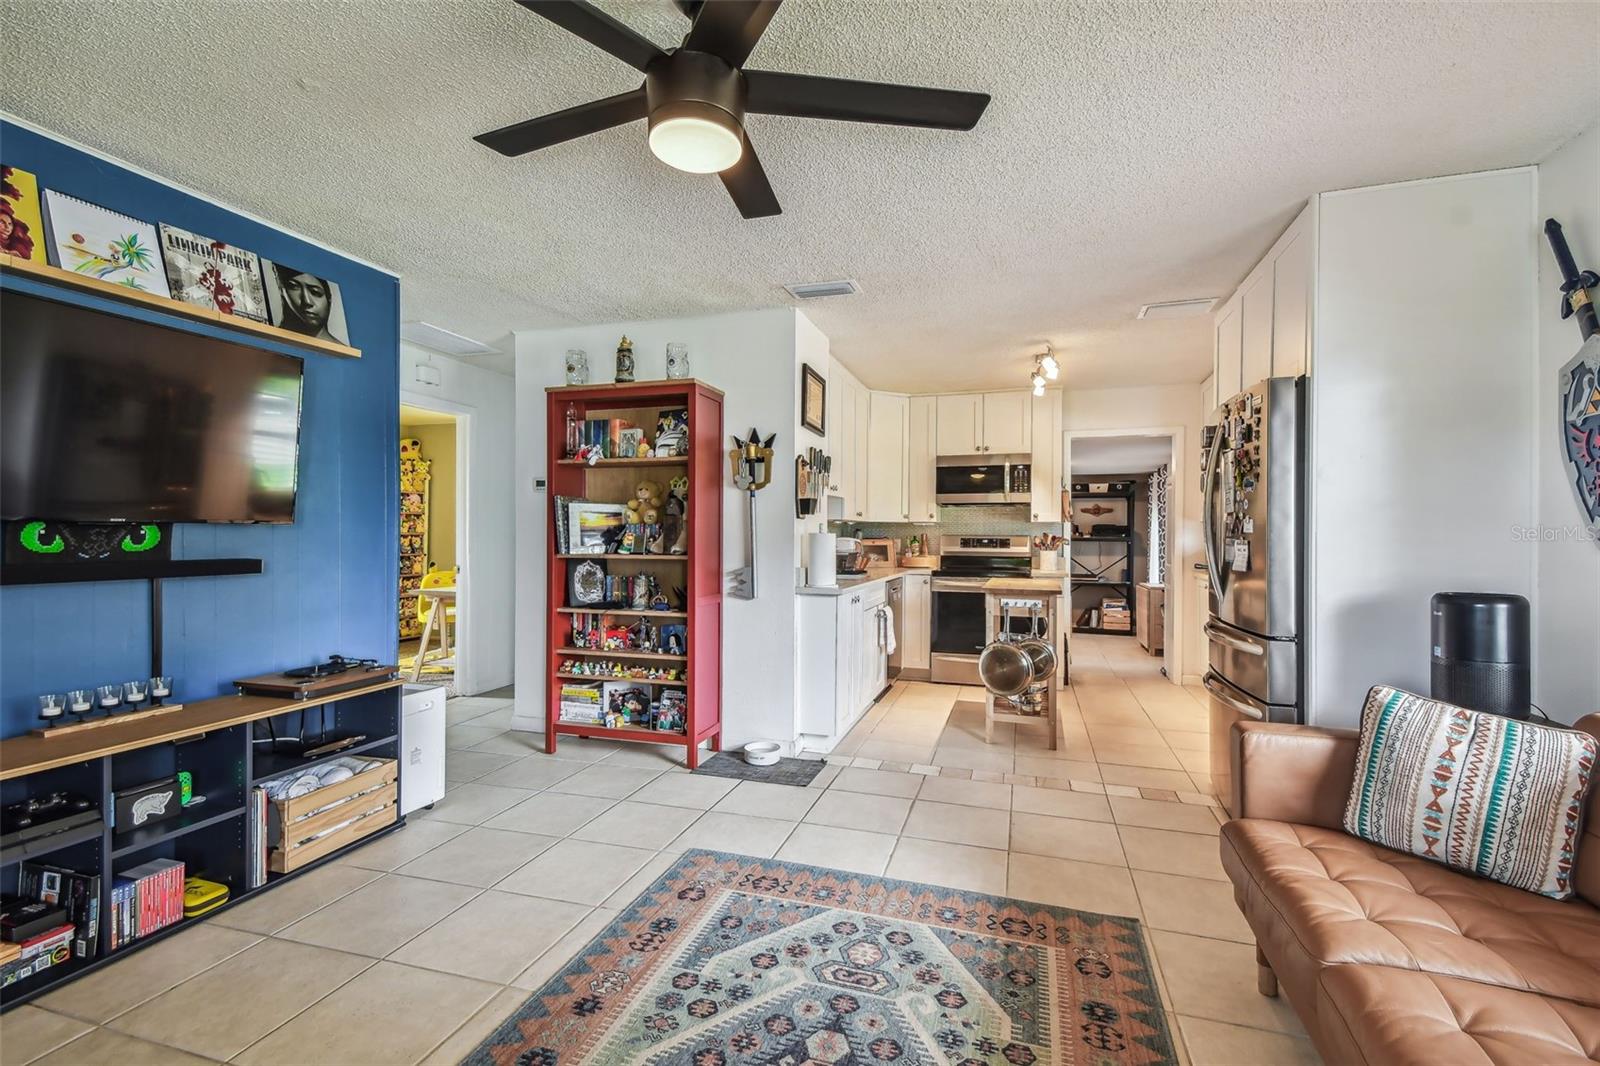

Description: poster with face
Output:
[261,258,349,344]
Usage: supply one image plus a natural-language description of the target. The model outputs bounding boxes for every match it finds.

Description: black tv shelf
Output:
[251,733,399,783]
[0,558,262,586]
[111,803,246,859]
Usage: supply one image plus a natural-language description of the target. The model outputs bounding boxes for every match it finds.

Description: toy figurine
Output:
[614,336,635,383]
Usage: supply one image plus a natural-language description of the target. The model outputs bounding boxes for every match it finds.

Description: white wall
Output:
[513,309,808,747]
[1307,168,1538,727]
[399,343,516,695]
[1061,384,1206,682]
[1534,122,1600,723]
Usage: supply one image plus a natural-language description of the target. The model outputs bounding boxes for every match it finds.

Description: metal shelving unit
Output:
[1068,482,1139,637]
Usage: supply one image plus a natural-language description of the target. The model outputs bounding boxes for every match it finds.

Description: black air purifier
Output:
[1430,592,1531,719]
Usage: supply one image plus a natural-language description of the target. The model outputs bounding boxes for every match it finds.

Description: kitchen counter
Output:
[796,566,933,597]
[982,576,1066,594]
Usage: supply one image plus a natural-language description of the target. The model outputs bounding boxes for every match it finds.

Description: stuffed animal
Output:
[624,480,664,524]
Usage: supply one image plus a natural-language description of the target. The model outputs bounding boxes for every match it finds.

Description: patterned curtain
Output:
[1148,464,1169,584]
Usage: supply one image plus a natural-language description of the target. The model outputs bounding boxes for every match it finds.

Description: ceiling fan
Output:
[475,0,991,219]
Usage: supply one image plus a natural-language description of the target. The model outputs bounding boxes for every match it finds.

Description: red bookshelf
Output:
[544,380,723,767]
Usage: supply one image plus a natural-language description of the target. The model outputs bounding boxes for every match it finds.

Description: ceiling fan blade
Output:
[475,88,647,156]
[744,70,989,130]
[682,0,781,69]
[719,138,781,219]
[516,0,665,72]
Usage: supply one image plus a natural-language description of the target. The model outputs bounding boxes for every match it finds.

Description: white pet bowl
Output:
[743,741,781,766]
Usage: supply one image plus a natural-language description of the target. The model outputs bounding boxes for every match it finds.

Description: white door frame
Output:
[400,389,476,694]
[1063,426,1187,685]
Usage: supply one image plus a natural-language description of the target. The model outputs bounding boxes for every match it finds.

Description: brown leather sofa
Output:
[1220,715,1600,1065]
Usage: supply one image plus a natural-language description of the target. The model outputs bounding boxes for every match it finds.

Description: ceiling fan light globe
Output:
[648,114,743,173]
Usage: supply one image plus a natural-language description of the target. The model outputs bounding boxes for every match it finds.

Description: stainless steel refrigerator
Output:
[1203,376,1305,813]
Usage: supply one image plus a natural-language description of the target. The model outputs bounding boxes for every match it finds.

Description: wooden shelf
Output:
[560,648,686,661]
[250,734,398,783]
[111,803,245,859]
[553,721,688,743]
[555,456,688,467]
[556,607,686,619]
[555,553,686,561]
[1,557,262,587]
[0,678,403,781]
[1,253,361,359]
[554,672,685,686]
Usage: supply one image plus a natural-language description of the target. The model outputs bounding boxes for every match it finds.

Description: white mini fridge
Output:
[401,684,447,815]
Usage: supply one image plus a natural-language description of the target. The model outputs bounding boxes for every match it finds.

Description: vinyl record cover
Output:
[157,223,269,320]
[0,165,45,262]
[41,190,170,296]
[261,257,349,344]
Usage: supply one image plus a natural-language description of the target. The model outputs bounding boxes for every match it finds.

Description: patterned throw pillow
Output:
[1344,685,1597,899]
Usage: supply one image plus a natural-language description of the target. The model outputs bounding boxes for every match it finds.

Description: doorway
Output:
[1064,431,1182,683]
[400,401,468,694]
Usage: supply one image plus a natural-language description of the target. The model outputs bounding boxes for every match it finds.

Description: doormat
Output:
[691,751,825,787]
[466,848,1176,1065]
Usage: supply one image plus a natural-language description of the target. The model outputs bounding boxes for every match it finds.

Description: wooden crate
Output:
[268,758,397,874]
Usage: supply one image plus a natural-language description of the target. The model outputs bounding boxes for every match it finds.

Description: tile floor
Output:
[0,637,1317,1065]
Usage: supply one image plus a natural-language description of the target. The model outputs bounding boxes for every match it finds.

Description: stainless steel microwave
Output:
[935,456,1031,505]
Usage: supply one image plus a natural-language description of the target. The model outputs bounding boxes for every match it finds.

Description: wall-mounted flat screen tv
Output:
[1,289,304,523]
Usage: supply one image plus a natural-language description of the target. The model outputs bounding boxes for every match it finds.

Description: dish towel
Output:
[882,604,896,656]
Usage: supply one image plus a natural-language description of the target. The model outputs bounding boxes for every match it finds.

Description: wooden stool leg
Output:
[411,603,438,683]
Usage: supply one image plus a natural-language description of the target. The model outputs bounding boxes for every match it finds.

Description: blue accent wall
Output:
[0,121,399,738]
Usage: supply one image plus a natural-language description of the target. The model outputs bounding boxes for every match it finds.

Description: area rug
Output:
[691,752,827,787]
[465,849,1175,1066]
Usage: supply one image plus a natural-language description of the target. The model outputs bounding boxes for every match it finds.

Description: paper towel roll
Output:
[808,531,838,588]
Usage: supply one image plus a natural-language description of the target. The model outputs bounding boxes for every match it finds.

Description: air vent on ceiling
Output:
[784,279,860,300]
[401,321,496,356]
[1136,298,1216,320]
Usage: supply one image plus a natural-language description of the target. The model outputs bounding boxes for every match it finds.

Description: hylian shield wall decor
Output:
[1559,332,1600,537]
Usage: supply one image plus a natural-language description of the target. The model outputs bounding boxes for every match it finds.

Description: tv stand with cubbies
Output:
[0,679,403,1010]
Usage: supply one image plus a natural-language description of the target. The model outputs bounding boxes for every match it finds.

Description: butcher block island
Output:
[982,577,1064,746]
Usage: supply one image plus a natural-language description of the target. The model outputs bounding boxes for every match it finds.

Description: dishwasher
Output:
[886,577,905,681]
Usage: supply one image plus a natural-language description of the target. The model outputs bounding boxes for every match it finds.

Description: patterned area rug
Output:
[466,850,1175,1066]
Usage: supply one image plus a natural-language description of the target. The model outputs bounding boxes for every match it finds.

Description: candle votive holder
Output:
[149,676,173,705]
[38,694,65,727]
[95,684,123,713]
[67,690,93,718]
[123,680,149,711]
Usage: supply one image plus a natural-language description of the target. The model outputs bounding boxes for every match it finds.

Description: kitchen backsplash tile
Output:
[834,504,1064,541]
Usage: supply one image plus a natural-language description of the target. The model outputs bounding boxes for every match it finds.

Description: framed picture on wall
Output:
[157,223,270,321]
[800,363,826,435]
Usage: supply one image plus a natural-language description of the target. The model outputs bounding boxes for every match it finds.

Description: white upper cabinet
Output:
[1029,389,1062,522]
[907,396,938,522]
[866,392,909,521]
[1240,268,1274,392]
[981,392,1032,454]
[1214,202,1313,404]
[1271,225,1311,377]
[935,393,983,454]
[851,379,870,520]
[1214,297,1243,405]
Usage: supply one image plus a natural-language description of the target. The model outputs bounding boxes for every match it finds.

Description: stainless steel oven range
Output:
[930,535,1033,685]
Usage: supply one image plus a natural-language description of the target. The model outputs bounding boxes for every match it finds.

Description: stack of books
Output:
[110,859,185,949]
[0,923,74,990]
[559,682,604,724]
[17,863,99,961]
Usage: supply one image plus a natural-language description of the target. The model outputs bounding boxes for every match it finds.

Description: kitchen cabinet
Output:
[901,572,931,673]
[860,588,888,706]
[866,392,909,521]
[1213,203,1313,404]
[1029,389,1062,522]
[936,393,983,454]
[796,582,889,747]
[1240,269,1273,392]
[1214,296,1243,404]
[1271,224,1311,377]
[907,396,937,522]
[851,381,870,520]
[827,361,864,517]
[981,392,1032,454]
